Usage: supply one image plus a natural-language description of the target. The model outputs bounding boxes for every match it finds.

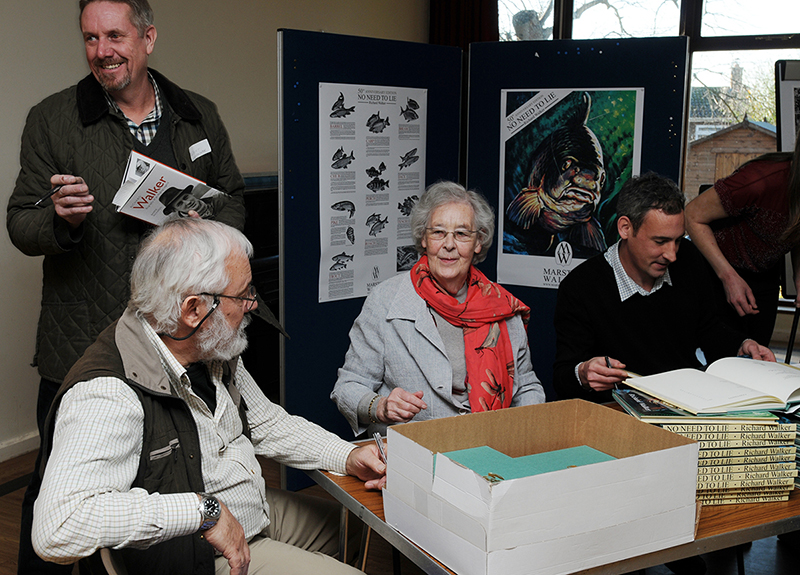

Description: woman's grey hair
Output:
[410,181,495,264]
[129,218,253,334]
[79,0,154,37]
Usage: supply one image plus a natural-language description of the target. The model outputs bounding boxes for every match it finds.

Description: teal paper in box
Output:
[440,445,616,481]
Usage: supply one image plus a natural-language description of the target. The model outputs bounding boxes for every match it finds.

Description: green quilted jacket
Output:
[7,69,246,383]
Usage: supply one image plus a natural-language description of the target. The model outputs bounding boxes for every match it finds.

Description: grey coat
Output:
[331,273,545,436]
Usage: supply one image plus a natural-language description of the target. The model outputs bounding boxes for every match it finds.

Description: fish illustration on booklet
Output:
[330,251,354,271]
[331,200,355,218]
[366,162,386,178]
[499,88,642,285]
[366,112,390,133]
[366,213,388,236]
[367,178,389,192]
[397,245,419,271]
[400,97,420,122]
[399,148,419,170]
[397,195,418,216]
[330,92,355,118]
[331,147,355,169]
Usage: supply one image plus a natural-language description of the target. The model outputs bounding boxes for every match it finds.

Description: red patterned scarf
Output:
[411,255,530,412]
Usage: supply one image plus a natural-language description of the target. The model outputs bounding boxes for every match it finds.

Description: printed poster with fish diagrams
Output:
[497,88,644,289]
[318,82,427,303]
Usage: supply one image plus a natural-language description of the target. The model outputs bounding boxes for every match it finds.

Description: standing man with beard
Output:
[7,2,245,572]
[31,218,386,575]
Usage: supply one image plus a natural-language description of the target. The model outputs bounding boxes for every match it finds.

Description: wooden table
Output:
[305,468,800,575]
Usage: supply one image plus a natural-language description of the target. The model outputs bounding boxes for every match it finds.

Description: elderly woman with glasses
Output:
[331,181,544,436]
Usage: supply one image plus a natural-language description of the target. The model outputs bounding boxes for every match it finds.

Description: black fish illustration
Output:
[398,148,419,170]
[365,161,387,178]
[369,216,389,236]
[400,106,418,122]
[366,112,390,133]
[332,252,354,263]
[331,200,356,218]
[331,149,355,170]
[330,92,355,118]
[331,92,345,111]
[346,226,355,244]
[332,146,346,161]
[366,177,389,192]
[506,92,607,252]
[365,213,382,226]
[397,195,418,216]
[396,245,418,271]
[406,98,419,110]
[330,261,348,271]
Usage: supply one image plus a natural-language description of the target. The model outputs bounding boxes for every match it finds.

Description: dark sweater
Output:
[553,240,745,403]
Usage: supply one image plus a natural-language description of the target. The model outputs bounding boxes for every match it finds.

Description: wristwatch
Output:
[197,493,221,531]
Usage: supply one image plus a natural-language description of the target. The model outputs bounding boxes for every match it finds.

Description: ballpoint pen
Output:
[34,184,65,207]
[373,431,387,463]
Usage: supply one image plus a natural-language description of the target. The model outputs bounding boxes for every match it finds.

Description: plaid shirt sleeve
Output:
[236,363,355,474]
[31,378,201,564]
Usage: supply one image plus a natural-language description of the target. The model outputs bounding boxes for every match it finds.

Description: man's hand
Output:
[577,356,628,392]
[720,269,759,317]
[377,388,427,424]
[201,500,250,575]
[345,444,386,490]
[737,339,776,362]
[49,175,92,229]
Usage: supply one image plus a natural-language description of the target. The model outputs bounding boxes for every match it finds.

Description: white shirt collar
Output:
[604,240,672,301]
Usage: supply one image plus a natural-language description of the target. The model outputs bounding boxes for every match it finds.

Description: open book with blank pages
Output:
[623,357,800,415]
[112,151,228,225]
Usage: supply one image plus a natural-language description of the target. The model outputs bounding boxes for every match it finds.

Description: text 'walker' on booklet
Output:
[624,357,800,415]
[112,151,228,225]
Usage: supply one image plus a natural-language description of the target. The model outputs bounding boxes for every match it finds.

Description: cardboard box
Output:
[383,399,698,575]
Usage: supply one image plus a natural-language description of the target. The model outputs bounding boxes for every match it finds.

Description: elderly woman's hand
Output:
[378,388,428,423]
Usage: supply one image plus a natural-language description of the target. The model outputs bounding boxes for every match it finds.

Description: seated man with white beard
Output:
[31,218,385,575]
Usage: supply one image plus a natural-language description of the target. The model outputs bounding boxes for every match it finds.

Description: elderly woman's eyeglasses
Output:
[425,228,477,243]
[200,284,258,311]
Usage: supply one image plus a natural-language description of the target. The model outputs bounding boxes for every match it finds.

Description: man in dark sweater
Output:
[553,173,777,575]
[553,172,775,405]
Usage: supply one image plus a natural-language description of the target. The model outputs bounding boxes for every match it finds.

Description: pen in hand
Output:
[34,184,65,207]
[373,432,387,464]
[606,355,621,390]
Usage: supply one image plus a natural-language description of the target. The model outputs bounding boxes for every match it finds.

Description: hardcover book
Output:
[624,358,800,415]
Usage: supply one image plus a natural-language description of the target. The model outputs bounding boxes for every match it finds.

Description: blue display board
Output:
[278,29,462,489]
[466,37,689,397]
[278,32,688,489]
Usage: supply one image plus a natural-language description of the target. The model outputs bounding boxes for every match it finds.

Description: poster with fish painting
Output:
[318,82,428,302]
[497,88,644,289]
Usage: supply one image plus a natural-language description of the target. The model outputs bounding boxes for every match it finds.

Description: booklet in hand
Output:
[624,357,800,415]
[112,151,228,225]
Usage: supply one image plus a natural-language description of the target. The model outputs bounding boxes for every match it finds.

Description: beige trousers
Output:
[214,487,363,575]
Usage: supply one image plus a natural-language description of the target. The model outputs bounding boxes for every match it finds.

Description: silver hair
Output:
[80,0,154,37]
[410,181,495,264]
[129,218,253,334]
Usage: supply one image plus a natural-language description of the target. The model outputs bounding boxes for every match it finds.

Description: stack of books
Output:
[664,420,797,504]
[613,360,800,506]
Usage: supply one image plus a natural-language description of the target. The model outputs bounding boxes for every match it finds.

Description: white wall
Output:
[0,0,429,461]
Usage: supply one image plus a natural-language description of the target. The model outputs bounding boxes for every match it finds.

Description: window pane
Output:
[702,0,800,37]
[499,1,555,40]
[684,49,800,201]
[572,0,679,40]
[689,49,800,142]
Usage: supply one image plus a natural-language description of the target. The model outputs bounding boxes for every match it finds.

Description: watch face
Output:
[202,497,221,519]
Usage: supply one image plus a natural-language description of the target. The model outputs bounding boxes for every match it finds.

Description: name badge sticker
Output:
[189,139,212,162]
